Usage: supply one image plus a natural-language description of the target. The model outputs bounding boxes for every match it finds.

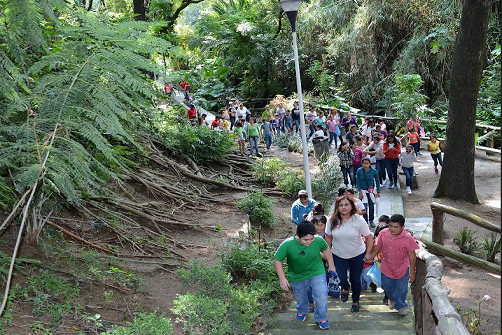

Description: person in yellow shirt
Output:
[427,135,443,174]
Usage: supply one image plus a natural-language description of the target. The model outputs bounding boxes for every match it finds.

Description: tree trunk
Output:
[433,0,491,204]
[133,0,146,21]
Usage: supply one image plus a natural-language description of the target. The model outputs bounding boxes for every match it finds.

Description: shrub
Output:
[237,192,276,227]
[312,154,343,209]
[221,243,277,282]
[177,261,232,298]
[162,125,235,163]
[273,132,291,148]
[453,227,480,254]
[172,293,231,335]
[251,157,288,185]
[276,170,305,197]
[103,312,173,335]
[481,233,501,263]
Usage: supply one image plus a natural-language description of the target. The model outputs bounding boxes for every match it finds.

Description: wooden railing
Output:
[412,247,470,335]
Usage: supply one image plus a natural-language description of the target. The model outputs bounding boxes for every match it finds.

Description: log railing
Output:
[412,247,471,335]
[429,202,501,274]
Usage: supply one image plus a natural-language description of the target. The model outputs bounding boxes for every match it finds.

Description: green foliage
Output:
[0,2,172,206]
[221,242,278,282]
[276,170,306,198]
[477,45,501,127]
[7,271,81,327]
[481,233,501,263]
[251,157,288,185]
[160,124,235,163]
[172,293,231,335]
[307,60,336,102]
[453,227,480,255]
[312,154,343,209]
[237,192,276,227]
[174,254,281,335]
[103,312,173,335]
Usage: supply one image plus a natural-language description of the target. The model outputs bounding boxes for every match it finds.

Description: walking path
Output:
[261,175,421,334]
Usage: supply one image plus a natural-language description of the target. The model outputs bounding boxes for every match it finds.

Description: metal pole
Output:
[291,31,312,198]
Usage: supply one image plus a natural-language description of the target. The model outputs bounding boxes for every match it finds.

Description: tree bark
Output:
[433,0,492,204]
[133,0,146,21]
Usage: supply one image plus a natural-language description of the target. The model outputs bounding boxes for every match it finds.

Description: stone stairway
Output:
[260,291,415,334]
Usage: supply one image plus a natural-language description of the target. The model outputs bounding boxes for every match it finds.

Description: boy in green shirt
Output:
[274,221,336,330]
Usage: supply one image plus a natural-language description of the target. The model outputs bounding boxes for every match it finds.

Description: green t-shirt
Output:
[245,123,260,137]
[274,236,328,283]
[234,127,243,137]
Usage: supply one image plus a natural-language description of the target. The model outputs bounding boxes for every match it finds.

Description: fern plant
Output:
[0,4,171,209]
[481,233,501,263]
[453,227,480,255]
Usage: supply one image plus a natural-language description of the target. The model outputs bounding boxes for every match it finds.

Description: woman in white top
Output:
[325,196,373,313]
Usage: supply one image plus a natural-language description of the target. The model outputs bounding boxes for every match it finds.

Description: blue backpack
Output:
[327,270,340,298]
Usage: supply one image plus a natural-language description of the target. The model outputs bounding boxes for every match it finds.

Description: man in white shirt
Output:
[361,119,375,144]
[276,103,287,133]
[363,135,386,185]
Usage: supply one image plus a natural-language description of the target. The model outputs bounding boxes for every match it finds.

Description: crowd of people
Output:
[276,189,419,329]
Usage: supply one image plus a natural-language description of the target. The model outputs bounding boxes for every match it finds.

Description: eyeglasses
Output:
[299,195,307,199]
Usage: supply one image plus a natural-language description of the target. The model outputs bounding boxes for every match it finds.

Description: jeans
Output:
[249,136,259,156]
[307,124,316,141]
[340,166,355,186]
[385,158,399,185]
[230,116,235,130]
[363,194,375,223]
[361,266,372,291]
[431,152,443,167]
[333,251,365,303]
[376,159,386,182]
[284,121,293,133]
[264,133,272,149]
[381,268,410,310]
[352,164,361,187]
[290,274,328,322]
[402,166,414,187]
[294,119,300,133]
[329,131,338,148]
[411,142,420,155]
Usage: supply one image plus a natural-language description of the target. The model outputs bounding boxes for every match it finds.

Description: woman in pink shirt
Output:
[366,214,419,316]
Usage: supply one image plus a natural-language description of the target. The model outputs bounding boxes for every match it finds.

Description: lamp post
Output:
[280,0,312,198]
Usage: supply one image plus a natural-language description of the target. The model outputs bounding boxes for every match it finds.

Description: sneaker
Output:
[351,304,360,313]
[296,313,306,321]
[435,167,439,174]
[406,186,412,194]
[388,300,395,310]
[318,320,330,330]
[398,307,408,316]
[389,182,394,188]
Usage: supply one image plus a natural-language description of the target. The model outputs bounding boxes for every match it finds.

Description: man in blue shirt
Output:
[291,190,316,225]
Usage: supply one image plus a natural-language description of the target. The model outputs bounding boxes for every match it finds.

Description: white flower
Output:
[483,295,491,301]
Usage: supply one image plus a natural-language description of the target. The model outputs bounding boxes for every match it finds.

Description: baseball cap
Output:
[298,190,308,197]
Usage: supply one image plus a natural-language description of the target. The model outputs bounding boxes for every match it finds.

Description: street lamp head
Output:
[280,0,301,32]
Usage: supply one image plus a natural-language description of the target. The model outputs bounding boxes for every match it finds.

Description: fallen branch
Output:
[46,220,117,256]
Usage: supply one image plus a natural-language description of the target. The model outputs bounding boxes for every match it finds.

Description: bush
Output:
[481,233,501,263]
[273,132,291,148]
[453,227,480,254]
[251,157,288,185]
[172,259,280,335]
[276,170,305,197]
[103,312,173,335]
[237,192,276,227]
[221,243,278,282]
[172,293,231,335]
[162,125,235,163]
[312,154,343,209]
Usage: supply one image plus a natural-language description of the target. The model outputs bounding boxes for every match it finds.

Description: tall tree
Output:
[433,0,492,204]
[133,0,146,20]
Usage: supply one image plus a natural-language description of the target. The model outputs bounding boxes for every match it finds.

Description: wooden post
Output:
[487,134,495,156]
[422,288,436,335]
[431,208,444,245]
[412,258,426,335]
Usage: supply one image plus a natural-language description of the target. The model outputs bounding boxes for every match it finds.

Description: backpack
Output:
[327,270,340,298]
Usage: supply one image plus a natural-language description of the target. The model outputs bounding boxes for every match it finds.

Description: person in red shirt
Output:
[211,116,221,130]
[366,214,419,316]
[187,104,197,124]
[164,83,172,97]
[382,131,401,189]
[402,127,421,156]
[180,80,190,100]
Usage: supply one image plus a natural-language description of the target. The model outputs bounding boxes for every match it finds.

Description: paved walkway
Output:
[261,177,418,334]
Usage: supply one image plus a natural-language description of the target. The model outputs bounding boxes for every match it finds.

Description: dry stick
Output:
[45,220,117,256]
[0,190,30,233]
